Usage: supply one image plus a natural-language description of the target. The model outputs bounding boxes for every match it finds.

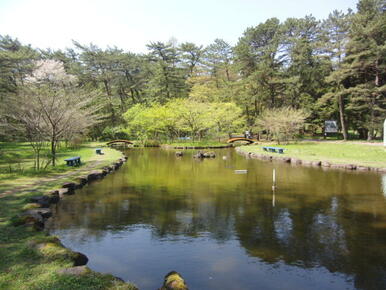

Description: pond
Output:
[49,148,386,290]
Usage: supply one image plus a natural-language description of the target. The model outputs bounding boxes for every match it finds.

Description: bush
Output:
[256,107,308,144]
[100,127,130,141]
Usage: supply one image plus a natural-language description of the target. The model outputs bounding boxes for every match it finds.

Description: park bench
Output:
[262,146,285,154]
[96,148,103,155]
[64,156,81,166]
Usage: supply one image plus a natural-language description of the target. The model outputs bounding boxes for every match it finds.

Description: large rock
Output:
[291,158,302,165]
[30,195,51,208]
[102,166,112,173]
[193,151,204,158]
[48,190,60,204]
[345,164,356,170]
[62,182,77,191]
[250,153,261,159]
[161,271,188,290]
[24,208,52,219]
[203,151,216,158]
[19,208,52,230]
[311,161,322,167]
[72,251,89,266]
[281,157,291,163]
[321,161,331,167]
[58,188,70,197]
[87,171,103,181]
[330,164,345,169]
[74,179,87,189]
[302,160,313,166]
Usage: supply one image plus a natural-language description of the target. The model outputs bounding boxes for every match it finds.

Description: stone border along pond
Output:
[16,154,134,286]
[235,147,386,173]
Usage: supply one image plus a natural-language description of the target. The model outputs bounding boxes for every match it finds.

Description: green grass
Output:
[0,142,136,289]
[239,141,386,168]
[0,142,122,192]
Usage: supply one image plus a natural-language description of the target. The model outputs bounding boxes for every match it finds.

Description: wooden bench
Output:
[263,146,285,154]
[64,156,81,166]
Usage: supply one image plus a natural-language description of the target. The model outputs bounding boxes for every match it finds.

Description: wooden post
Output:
[272,169,276,190]
[272,168,276,206]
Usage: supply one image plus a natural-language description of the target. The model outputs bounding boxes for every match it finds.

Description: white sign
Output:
[325,120,338,133]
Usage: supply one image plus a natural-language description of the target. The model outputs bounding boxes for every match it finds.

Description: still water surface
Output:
[50,148,386,289]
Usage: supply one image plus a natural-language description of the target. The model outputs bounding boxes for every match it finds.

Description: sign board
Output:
[325,120,338,133]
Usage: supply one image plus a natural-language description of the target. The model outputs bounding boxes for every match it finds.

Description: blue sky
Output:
[0,0,357,53]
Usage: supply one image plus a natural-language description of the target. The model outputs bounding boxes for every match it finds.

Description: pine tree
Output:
[334,0,386,139]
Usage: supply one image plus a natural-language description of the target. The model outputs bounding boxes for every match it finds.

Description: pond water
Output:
[49,148,386,290]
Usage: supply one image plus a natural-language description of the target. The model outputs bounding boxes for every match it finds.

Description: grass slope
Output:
[239,142,386,168]
[0,142,136,289]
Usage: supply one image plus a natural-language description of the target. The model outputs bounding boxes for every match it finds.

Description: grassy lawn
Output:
[0,142,122,192]
[0,142,136,289]
[239,142,386,168]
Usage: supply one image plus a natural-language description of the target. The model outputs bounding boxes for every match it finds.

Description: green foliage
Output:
[1,0,385,143]
[101,127,130,141]
[124,100,244,141]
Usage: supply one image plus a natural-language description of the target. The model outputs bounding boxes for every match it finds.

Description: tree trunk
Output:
[103,80,116,125]
[358,128,368,140]
[225,67,230,82]
[51,138,56,167]
[36,150,40,171]
[337,93,348,140]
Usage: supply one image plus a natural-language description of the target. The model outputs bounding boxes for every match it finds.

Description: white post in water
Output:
[384,119,386,146]
[272,169,276,207]
[272,169,276,191]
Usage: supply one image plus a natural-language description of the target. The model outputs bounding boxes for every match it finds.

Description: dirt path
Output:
[0,160,102,198]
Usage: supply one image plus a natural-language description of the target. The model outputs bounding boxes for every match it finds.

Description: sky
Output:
[0,0,358,53]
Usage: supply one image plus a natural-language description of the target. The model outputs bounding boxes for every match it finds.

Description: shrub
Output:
[256,107,308,144]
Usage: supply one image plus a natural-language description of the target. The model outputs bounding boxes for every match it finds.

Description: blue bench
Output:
[263,147,285,154]
[64,156,81,166]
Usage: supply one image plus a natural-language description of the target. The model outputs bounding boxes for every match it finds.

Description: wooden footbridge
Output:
[106,140,133,146]
[226,137,257,144]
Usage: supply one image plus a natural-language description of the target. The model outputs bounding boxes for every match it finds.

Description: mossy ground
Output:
[239,141,386,168]
[0,142,136,289]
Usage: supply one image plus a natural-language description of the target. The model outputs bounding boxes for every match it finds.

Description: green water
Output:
[49,148,386,289]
